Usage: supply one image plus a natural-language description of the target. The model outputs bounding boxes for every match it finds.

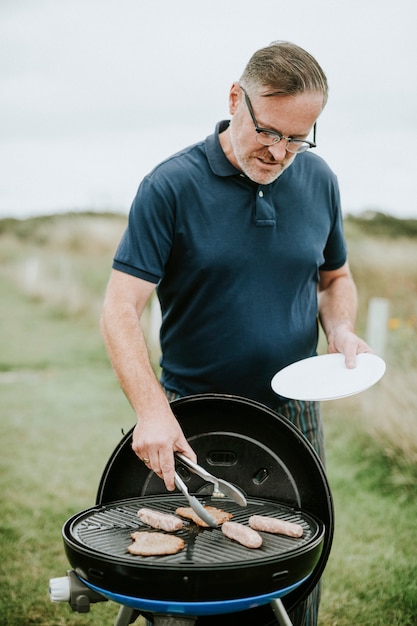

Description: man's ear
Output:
[229,82,241,115]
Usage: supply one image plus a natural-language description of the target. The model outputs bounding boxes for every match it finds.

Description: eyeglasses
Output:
[240,85,317,154]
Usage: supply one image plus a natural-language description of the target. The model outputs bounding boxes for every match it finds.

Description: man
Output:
[101,41,370,625]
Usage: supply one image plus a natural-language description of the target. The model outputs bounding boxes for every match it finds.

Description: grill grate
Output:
[69,495,320,568]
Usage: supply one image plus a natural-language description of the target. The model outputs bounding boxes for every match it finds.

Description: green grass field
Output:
[1,213,416,625]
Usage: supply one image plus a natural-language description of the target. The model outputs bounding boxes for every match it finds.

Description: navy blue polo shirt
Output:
[113,121,347,408]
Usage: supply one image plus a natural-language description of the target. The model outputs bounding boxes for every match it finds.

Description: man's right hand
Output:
[131,406,197,491]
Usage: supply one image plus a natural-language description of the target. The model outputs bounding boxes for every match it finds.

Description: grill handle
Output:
[49,570,107,612]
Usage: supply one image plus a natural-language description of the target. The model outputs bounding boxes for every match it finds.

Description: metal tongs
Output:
[174,452,247,528]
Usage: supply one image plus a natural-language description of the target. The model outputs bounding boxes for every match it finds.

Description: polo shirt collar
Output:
[205,120,241,177]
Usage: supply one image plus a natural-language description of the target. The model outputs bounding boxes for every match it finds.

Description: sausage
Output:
[249,514,303,538]
[137,507,184,532]
[221,521,262,549]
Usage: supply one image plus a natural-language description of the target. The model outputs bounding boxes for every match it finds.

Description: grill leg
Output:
[114,605,137,626]
[153,616,197,626]
[270,599,293,626]
[114,610,197,626]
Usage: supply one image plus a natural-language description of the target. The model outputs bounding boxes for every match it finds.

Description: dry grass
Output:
[346,231,417,330]
[0,213,126,317]
[341,221,417,478]
[360,371,417,479]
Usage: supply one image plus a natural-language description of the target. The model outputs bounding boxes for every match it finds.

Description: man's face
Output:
[226,83,324,185]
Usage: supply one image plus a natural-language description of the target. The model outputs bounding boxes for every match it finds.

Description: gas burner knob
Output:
[49,575,71,602]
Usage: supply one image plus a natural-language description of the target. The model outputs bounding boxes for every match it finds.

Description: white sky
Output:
[1,0,417,218]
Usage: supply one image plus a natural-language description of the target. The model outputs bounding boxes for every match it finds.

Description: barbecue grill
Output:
[50,394,334,625]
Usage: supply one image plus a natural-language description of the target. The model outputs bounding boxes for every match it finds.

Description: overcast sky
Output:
[1,0,416,219]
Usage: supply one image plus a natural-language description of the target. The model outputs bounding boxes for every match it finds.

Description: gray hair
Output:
[240,41,328,107]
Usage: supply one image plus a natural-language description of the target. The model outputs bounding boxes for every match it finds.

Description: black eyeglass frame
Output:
[240,85,317,153]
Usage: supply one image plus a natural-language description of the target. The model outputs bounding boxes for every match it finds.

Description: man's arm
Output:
[100,269,196,490]
[318,262,371,368]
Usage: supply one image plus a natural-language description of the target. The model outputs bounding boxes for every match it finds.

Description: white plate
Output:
[271,353,386,401]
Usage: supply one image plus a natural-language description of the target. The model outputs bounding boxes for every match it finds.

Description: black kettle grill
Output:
[50,394,334,625]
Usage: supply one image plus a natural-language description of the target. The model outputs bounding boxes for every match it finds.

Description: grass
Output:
[0,308,130,625]
[1,213,417,625]
[320,399,417,625]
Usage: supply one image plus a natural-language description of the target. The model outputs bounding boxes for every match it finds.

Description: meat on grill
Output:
[175,505,233,527]
[249,514,304,538]
[221,521,263,549]
[137,507,184,532]
[127,531,185,556]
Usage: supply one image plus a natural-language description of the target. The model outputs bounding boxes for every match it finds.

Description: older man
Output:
[101,41,370,625]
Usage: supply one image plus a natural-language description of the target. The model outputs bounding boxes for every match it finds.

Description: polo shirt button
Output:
[259,190,264,197]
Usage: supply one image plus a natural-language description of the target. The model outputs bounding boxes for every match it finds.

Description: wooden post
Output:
[24,257,40,293]
[366,297,389,358]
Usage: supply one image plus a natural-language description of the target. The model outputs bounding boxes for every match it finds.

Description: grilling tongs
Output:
[174,452,247,528]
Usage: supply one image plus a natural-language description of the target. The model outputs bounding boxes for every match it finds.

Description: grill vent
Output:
[206,450,237,466]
